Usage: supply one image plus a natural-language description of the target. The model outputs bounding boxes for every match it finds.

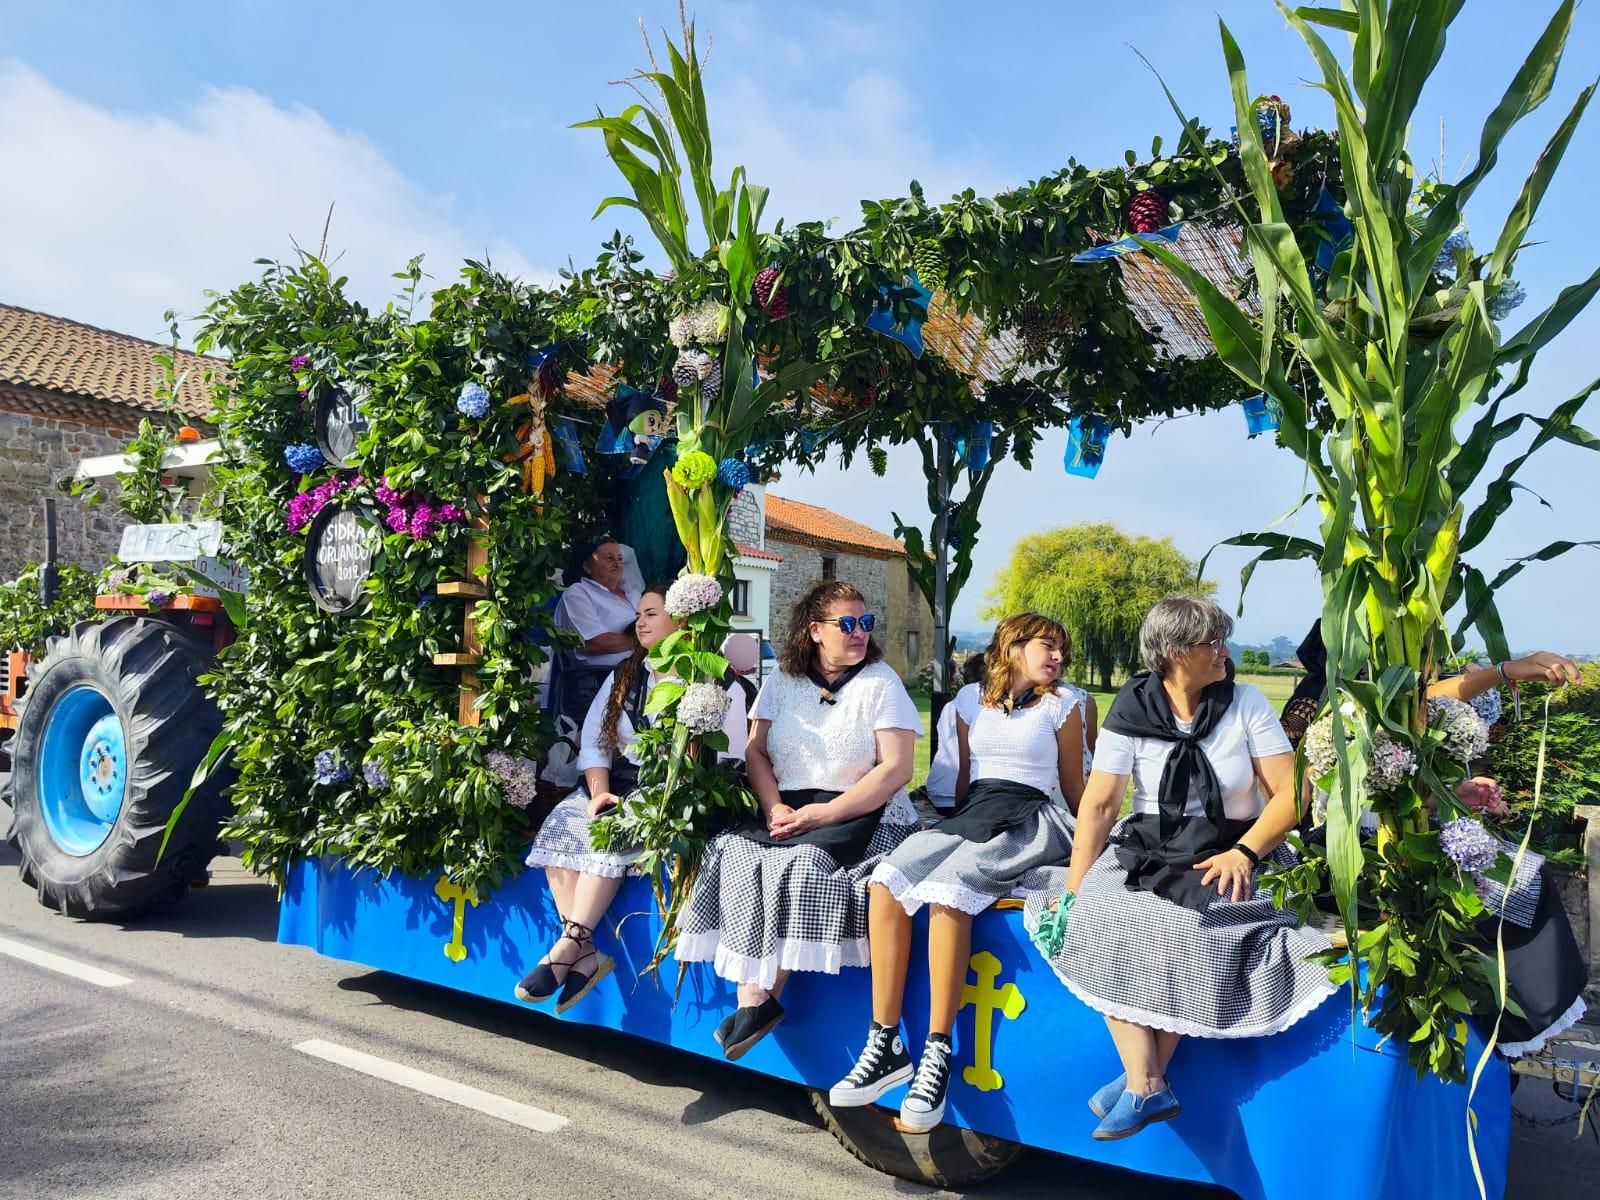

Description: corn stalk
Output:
[1144,0,1599,1079]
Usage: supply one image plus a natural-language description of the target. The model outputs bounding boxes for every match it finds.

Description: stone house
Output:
[0,303,218,578]
[763,493,933,680]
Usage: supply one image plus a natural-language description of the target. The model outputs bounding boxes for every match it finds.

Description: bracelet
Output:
[1233,842,1262,868]
[1496,661,1511,683]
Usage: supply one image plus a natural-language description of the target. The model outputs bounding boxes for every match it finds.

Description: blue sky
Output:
[3,1,1597,649]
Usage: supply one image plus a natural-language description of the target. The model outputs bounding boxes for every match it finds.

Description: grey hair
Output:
[1139,596,1234,677]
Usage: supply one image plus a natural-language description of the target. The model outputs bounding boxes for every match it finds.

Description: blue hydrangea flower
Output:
[313,750,350,787]
[716,457,750,490]
[1470,686,1503,726]
[456,381,490,418]
[284,442,325,474]
[1440,817,1500,874]
[145,589,172,609]
[362,760,388,790]
[1433,230,1470,274]
[1487,281,1527,322]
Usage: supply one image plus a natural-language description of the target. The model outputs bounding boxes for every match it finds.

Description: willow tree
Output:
[982,523,1211,690]
[1148,1,1599,1081]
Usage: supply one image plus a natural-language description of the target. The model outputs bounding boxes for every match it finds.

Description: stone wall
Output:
[0,408,133,579]
[766,540,896,672]
[885,557,934,680]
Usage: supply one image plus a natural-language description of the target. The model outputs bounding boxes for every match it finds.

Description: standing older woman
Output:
[520,584,748,1012]
[1026,596,1337,1140]
[552,535,643,728]
[829,613,1088,1130]
[676,581,923,1061]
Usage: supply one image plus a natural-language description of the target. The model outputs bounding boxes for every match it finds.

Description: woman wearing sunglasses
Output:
[1023,596,1337,1140]
[677,580,923,1060]
[829,612,1089,1130]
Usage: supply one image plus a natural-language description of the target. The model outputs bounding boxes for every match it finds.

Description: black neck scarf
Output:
[1103,663,1244,911]
[1000,685,1042,714]
[806,659,869,705]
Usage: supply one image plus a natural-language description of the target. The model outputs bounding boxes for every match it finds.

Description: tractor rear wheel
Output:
[807,1090,1024,1187]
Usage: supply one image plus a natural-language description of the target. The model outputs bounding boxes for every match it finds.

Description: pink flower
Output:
[290,354,310,370]
[438,503,466,523]
[386,506,410,533]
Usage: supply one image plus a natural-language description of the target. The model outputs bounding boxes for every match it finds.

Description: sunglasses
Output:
[819,613,876,635]
[1189,638,1229,654]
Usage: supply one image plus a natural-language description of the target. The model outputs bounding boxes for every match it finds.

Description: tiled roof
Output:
[764,494,905,559]
[735,541,785,563]
[0,302,223,422]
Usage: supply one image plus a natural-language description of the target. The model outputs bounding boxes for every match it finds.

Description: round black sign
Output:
[303,502,380,613]
[313,381,371,468]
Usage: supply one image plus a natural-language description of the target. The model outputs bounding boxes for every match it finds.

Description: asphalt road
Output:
[1,811,1595,1199]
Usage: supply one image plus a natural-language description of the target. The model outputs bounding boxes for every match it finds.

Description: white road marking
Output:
[293,1038,569,1133]
[0,934,133,987]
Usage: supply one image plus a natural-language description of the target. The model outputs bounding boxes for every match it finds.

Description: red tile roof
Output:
[735,541,785,563]
[0,302,223,422]
[764,494,905,560]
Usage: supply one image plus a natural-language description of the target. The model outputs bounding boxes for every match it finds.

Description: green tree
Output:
[982,522,1212,690]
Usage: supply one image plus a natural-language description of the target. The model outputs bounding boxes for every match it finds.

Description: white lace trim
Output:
[522,847,640,877]
[1496,995,1590,1058]
[870,862,997,917]
[1020,905,1339,1039]
[674,929,870,990]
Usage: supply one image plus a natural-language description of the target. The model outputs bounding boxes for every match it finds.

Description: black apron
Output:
[937,779,1052,843]
[731,788,883,864]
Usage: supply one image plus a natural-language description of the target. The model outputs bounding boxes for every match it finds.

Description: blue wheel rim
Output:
[38,685,127,856]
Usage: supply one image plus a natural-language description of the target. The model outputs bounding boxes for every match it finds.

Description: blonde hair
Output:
[980,613,1070,709]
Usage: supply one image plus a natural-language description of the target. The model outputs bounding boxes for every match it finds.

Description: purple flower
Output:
[290,354,310,370]
[362,760,388,790]
[146,589,172,608]
[437,503,466,524]
[374,482,402,507]
[386,506,410,533]
[1440,817,1500,874]
[313,750,350,787]
[408,505,437,539]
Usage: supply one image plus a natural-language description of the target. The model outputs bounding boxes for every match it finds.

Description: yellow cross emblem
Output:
[433,876,480,963]
[959,950,1027,1092]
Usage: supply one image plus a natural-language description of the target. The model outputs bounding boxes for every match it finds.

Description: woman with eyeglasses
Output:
[677,580,923,1060]
[519,585,749,1013]
[1023,596,1338,1141]
[829,613,1089,1131]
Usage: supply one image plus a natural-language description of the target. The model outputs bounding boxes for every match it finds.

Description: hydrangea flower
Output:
[664,573,723,618]
[676,681,732,735]
[313,750,350,787]
[671,450,718,489]
[487,750,538,809]
[1433,230,1470,274]
[1427,696,1490,762]
[1440,816,1501,874]
[1365,738,1419,792]
[1487,280,1527,321]
[362,760,388,790]
[457,381,490,418]
[284,442,325,475]
[146,589,172,609]
[1470,685,1503,727]
[716,457,750,490]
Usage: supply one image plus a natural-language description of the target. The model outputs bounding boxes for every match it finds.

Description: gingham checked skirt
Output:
[870,805,1073,916]
[524,790,643,878]
[675,811,919,990]
[1023,819,1338,1039]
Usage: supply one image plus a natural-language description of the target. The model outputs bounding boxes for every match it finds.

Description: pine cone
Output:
[911,242,949,291]
[699,358,723,401]
[1126,189,1167,234]
[671,357,699,390]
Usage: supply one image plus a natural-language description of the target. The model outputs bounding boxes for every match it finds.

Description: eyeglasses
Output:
[1189,638,1229,654]
[819,614,876,635]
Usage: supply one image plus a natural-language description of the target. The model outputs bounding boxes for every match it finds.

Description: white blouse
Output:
[1091,684,1291,821]
[557,577,643,667]
[954,684,1088,795]
[923,682,980,801]
[577,668,749,774]
[750,661,923,801]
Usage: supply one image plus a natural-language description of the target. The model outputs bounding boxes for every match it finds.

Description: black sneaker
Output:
[898,1035,953,1131]
[828,1023,913,1107]
[722,997,785,1061]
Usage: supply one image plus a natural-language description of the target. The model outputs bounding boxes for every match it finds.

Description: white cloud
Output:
[0,62,549,342]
